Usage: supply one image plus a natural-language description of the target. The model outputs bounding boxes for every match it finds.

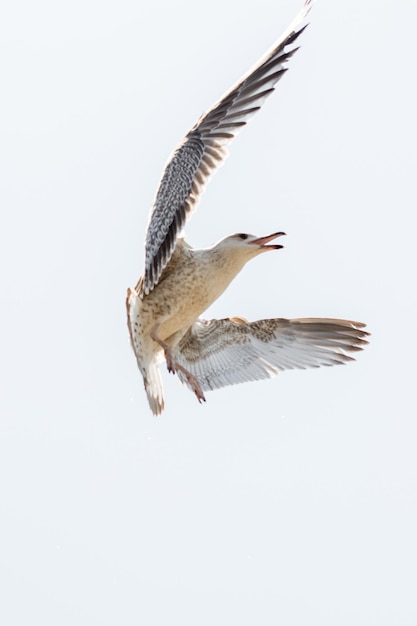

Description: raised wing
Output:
[176,317,369,392]
[141,1,312,297]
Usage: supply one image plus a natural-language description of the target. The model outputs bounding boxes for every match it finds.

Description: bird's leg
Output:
[150,325,206,404]
[150,325,176,373]
[173,363,206,404]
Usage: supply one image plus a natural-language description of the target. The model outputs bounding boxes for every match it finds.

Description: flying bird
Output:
[126,0,369,415]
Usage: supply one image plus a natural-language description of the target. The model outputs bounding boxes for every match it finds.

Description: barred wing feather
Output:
[141,1,312,296]
[176,317,369,392]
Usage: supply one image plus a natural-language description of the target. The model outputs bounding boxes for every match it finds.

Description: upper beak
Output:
[249,231,286,250]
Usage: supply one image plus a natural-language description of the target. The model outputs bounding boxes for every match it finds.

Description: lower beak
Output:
[249,231,286,250]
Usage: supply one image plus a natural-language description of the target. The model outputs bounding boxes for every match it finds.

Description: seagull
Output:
[126,0,369,415]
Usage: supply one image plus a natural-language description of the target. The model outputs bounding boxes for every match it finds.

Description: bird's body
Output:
[127,234,285,413]
[127,1,369,415]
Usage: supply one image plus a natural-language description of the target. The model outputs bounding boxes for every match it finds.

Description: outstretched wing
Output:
[176,317,369,392]
[140,1,312,297]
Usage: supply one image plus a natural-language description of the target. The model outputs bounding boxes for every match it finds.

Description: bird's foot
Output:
[151,326,206,404]
[189,376,206,404]
[164,348,177,374]
[174,363,206,404]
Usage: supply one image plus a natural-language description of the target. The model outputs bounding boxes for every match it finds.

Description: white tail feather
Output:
[145,361,164,416]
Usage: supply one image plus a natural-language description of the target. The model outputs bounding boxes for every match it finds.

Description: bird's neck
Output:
[197,247,248,302]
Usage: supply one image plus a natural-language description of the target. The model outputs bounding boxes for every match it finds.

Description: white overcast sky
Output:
[1,0,416,624]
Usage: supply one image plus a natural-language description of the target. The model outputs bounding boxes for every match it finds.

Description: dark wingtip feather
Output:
[286,23,309,47]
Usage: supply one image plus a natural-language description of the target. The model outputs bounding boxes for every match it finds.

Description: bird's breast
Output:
[141,248,243,343]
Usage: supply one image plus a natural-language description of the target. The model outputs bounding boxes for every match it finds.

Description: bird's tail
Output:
[144,361,165,416]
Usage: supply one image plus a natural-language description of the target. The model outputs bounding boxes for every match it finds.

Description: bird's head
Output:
[215,231,286,258]
[211,231,285,274]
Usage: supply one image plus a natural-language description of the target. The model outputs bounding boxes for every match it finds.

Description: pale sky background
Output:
[1,0,416,624]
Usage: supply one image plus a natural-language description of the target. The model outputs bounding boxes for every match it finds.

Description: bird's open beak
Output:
[249,231,286,250]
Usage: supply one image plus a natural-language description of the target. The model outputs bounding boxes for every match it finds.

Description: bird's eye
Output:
[238,233,248,240]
